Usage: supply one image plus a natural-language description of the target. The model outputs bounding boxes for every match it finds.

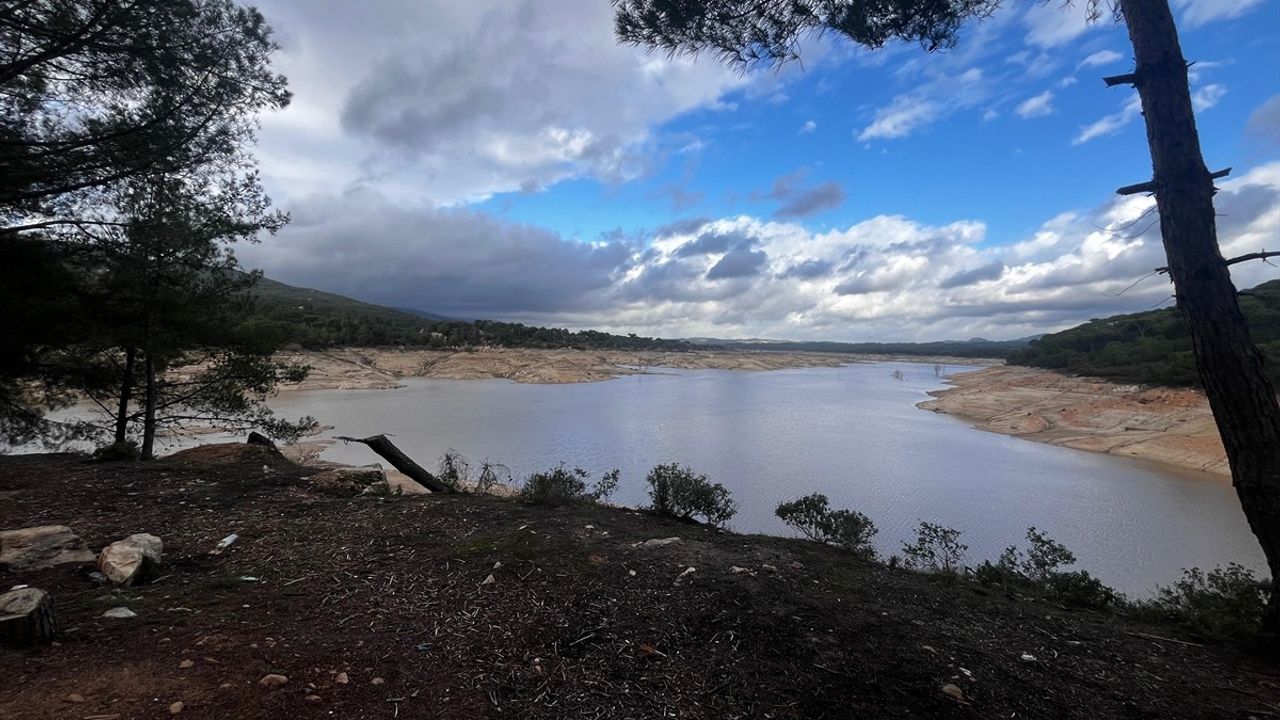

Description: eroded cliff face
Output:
[919,366,1229,476]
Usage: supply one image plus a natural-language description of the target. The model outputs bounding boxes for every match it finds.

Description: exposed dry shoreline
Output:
[918,366,1229,477]
[276,347,992,390]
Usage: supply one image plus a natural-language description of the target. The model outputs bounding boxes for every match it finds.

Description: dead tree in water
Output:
[335,434,456,493]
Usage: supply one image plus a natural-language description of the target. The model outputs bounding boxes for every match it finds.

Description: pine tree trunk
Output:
[114,347,136,444]
[1119,0,1280,635]
[141,353,157,460]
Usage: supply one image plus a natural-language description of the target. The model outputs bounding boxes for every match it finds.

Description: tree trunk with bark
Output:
[113,346,135,444]
[334,434,456,493]
[141,353,157,460]
[1119,0,1280,634]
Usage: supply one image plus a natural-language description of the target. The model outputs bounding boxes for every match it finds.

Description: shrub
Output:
[973,528,1118,609]
[520,465,620,506]
[901,521,967,573]
[437,449,470,490]
[473,460,512,495]
[645,463,737,527]
[775,493,878,559]
[93,441,140,462]
[1129,564,1269,640]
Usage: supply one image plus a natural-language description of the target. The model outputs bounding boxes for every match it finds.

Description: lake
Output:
[264,361,1266,596]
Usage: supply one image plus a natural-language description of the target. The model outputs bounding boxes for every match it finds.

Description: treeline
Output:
[723,339,1030,358]
[1008,280,1280,386]
[241,278,693,351]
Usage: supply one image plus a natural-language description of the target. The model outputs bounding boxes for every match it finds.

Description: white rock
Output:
[673,567,697,585]
[1020,653,1037,663]
[0,526,94,571]
[98,534,163,586]
[638,537,682,548]
[102,607,137,619]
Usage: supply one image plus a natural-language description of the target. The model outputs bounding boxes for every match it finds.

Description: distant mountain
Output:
[1008,279,1280,386]
[682,336,1032,359]
[243,276,691,351]
[393,306,459,322]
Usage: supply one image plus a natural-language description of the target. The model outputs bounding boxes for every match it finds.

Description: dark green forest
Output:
[240,277,694,351]
[1008,280,1280,387]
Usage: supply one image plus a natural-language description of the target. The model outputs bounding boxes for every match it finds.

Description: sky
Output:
[238,0,1280,342]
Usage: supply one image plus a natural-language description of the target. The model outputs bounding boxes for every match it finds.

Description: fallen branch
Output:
[333,434,456,493]
[1122,630,1203,647]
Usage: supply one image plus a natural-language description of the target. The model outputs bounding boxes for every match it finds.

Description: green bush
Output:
[775,493,878,559]
[520,465,619,506]
[1129,564,1269,640]
[645,463,737,527]
[973,528,1118,609]
[901,521,967,573]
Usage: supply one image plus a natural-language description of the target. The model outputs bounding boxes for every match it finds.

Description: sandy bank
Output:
[918,366,1229,476]
[277,347,993,390]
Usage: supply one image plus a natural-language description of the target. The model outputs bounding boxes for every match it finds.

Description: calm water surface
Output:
[266,362,1265,596]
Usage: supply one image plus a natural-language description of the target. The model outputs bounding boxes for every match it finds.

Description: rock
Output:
[761,564,779,573]
[789,561,805,572]
[729,566,756,576]
[481,574,496,586]
[304,695,323,704]
[102,607,136,619]
[1020,653,1037,663]
[67,694,85,703]
[258,674,289,688]
[941,684,967,703]
[309,467,386,497]
[179,659,195,669]
[370,677,385,686]
[212,534,238,553]
[169,701,184,714]
[673,567,696,586]
[386,473,429,495]
[0,587,58,646]
[98,534,163,586]
[246,431,276,448]
[0,525,94,571]
[638,537,682,548]
[360,481,391,496]
[335,672,349,685]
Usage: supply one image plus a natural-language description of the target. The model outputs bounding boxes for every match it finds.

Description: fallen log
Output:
[333,434,455,493]
[0,588,57,646]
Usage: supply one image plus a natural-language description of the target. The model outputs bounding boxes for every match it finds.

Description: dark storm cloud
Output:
[940,262,1006,288]
[237,191,635,318]
[675,230,756,257]
[757,169,846,219]
[705,249,768,279]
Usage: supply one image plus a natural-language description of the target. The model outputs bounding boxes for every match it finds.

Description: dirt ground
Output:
[1,451,1276,719]
[919,366,1230,476]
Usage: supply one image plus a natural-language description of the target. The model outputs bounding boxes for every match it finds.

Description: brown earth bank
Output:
[919,366,1231,477]
[275,347,993,390]
[2,450,1278,719]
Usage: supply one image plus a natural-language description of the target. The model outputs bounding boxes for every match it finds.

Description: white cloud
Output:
[1078,49,1124,69]
[1174,0,1267,28]
[799,120,817,134]
[244,164,1280,342]
[858,68,985,141]
[1073,94,1142,144]
[1192,84,1227,111]
[1024,1,1102,49]
[252,0,746,206]
[1016,91,1056,119]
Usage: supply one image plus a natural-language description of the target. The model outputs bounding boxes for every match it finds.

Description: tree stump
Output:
[0,588,57,646]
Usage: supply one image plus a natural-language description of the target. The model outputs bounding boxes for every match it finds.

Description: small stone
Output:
[761,563,779,573]
[178,659,195,669]
[789,561,805,572]
[102,607,136,619]
[673,566,697,585]
[481,574,496,586]
[66,693,86,703]
[304,695,322,704]
[921,645,937,654]
[98,534,163,586]
[335,672,349,685]
[941,684,967,703]
[627,569,636,577]
[169,701,184,714]
[258,674,289,689]
[370,677,385,686]
[639,537,682,548]
[1020,653,1037,663]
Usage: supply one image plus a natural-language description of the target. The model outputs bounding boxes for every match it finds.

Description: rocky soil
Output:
[919,366,1230,476]
[2,449,1277,719]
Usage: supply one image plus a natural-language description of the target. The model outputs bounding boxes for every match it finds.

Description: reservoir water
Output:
[265,361,1265,596]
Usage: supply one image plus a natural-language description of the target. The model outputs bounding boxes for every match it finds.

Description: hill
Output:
[241,277,691,351]
[1007,280,1280,386]
[713,338,1031,359]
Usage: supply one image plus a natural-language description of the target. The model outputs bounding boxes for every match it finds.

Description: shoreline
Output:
[276,346,995,391]
[918,366,1229,477]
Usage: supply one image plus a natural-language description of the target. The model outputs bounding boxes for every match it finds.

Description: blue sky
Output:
[242,0,1280,341]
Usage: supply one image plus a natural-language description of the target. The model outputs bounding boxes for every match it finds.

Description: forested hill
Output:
[702,338,1032,359]
[1007,280,1280,387]
[241,277,692,351]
